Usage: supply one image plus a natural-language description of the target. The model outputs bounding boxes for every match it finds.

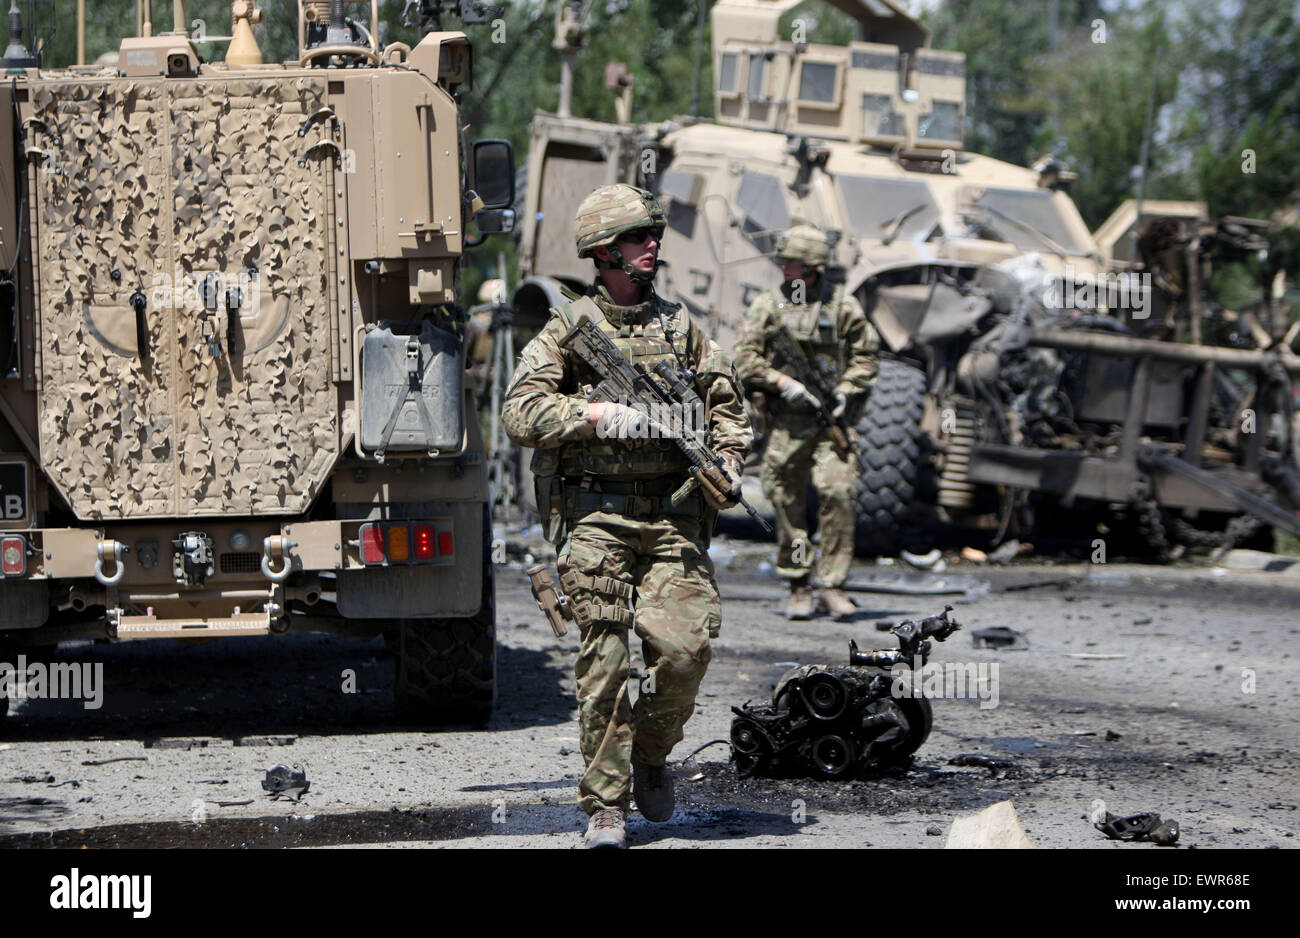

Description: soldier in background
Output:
[734,224,879,620]
[503,184,752,848]
[462,279,504,399]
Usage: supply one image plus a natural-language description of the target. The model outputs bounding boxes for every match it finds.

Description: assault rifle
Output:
[767,326,863,470]
[560,316,773,534]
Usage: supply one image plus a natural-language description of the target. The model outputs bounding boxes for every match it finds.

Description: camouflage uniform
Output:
[734,232,879,591]
[503,190,751,817]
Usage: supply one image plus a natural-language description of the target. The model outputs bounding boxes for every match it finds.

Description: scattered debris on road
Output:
[901,548,945,571]
[949,752,1017,773]
[945,800,1037,849]
[731,607,960,780]
[144,737,210,750]
[234,736,296,747]
[987,540,1024,565]
[844,572,987,597]
[972,626,1028,649]
[1092,806,1181,845]
[262,765,310,801]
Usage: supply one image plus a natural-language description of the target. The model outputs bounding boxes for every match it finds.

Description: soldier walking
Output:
[504,184,752,848]
[734,224,879,620]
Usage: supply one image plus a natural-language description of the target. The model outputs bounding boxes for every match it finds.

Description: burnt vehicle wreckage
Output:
[496,0,1300,558]
[730,605,960,780]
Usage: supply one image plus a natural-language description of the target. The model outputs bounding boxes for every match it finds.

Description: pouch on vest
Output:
[531,448,566,545]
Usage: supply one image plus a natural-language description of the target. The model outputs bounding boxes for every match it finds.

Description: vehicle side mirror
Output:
[472,139,515,211]
[475,209,515,235]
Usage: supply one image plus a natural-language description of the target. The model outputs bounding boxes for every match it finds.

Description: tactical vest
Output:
[538,290,695,480]
[770,281,846,384]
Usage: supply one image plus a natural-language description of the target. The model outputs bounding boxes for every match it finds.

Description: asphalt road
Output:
[1,538,1297,850]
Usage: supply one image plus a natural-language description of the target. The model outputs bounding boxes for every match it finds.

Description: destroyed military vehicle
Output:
[509,0,1300,557]
[0,0,516,724]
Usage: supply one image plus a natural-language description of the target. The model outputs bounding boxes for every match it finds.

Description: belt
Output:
[562,477,682,496]
[567,489,703,519]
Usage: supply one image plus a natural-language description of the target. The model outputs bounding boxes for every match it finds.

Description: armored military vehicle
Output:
[0,0,516,724]
[512,0,1300,557]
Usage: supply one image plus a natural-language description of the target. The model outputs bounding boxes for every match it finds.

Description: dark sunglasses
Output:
[617,227,661,244]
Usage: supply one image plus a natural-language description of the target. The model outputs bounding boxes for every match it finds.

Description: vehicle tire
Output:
[394,516,497,727]
[854,359,928,557]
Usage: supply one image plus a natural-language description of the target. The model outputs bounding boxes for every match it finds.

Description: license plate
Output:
[0,461,29,522]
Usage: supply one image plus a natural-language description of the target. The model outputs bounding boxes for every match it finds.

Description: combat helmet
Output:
[575,183,666,282]
[776,224,830,268]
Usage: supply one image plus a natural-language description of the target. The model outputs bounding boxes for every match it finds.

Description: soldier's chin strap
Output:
[598,244,660,284]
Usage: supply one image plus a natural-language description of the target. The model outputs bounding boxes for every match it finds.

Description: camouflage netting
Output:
[29,77,339,519]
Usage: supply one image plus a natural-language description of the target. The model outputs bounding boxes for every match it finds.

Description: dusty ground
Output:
[1,535,1297,850]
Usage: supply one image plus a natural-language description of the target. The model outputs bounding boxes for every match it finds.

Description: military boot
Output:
[818,588,857,620]
[786,581,815,620]
[633,758,675,822]
[584,808,627,849]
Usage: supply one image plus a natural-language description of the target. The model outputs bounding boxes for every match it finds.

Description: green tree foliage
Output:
[1022,10,1184,229]
[777,0,857,46]
[32,2,1299,291]
[458,0,713,151]
[1168,0,1300,224]
[922,0,1106,168]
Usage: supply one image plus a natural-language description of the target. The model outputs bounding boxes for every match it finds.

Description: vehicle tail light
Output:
[413,525,436,560]
[360,524,385,564]
[387,526,410,562]
[1,535,26,576]
[356,519,454,565]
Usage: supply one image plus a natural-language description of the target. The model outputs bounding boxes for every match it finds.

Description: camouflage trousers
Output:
[761,419,858,588]
[559,510,720,816]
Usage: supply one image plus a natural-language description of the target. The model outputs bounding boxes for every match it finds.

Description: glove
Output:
[831,393,847,420]
[700,458,744,511]
[776,374,819,409]
[591,402,651,441]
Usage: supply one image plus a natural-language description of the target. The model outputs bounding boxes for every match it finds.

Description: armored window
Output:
[838,175,940,242]
[747,53,767,100]
[861,93,903,138]
[798,61,840,106]
[970,187,1086,255]
[918,101,962,141]
[719,53,739,94]
[660,169,703,207]
[736,172,790,239]
[661,170,704,239]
